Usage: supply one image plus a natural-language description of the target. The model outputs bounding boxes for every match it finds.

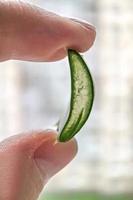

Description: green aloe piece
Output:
[58,49,94,142]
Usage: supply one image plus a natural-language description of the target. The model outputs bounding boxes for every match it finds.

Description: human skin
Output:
[0,1,96,200]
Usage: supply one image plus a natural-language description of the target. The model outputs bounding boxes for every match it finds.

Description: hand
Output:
[0,1,96,200]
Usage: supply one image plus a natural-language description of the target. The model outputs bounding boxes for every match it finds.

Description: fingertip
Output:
[34,134,78,179]
[66,18,96,53]
[79,28,96,53]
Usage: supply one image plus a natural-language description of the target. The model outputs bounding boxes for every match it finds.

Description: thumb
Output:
[0,130,77,200]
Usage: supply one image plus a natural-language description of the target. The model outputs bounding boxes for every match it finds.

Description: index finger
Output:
[0,1,96,62]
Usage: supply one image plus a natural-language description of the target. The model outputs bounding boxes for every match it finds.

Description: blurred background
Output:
[0,0,133,200]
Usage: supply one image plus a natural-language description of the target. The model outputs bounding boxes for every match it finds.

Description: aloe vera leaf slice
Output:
[58,49,94,142]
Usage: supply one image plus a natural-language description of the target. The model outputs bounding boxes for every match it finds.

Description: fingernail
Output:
[70,18,96,31]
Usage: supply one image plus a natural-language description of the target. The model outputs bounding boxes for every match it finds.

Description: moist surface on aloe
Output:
[59,50,94,142]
